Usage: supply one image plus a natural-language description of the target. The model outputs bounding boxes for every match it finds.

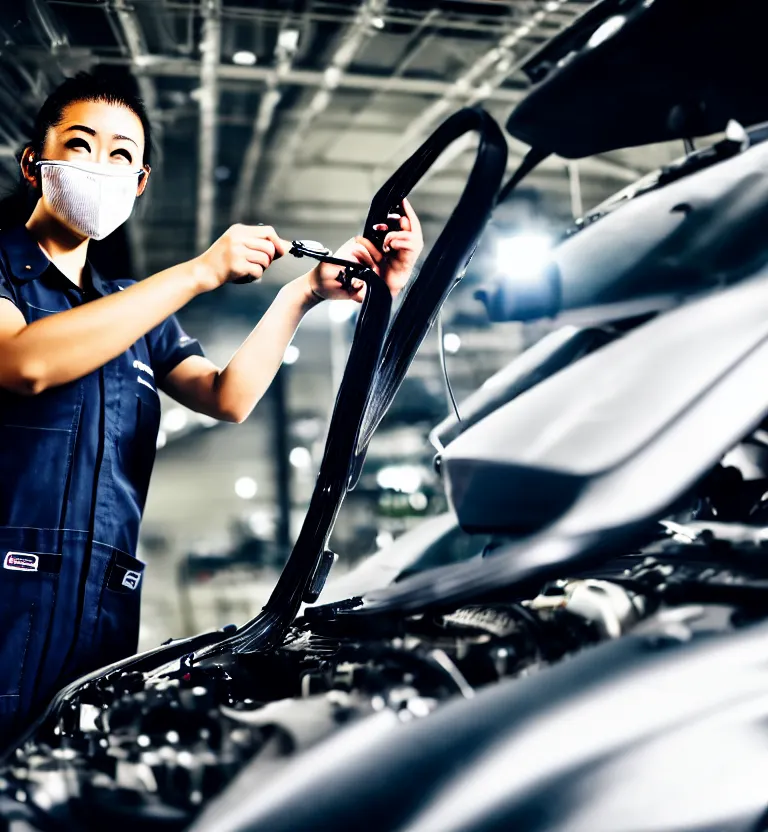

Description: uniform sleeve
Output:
[0,264,18,308]
[146,313,205,383]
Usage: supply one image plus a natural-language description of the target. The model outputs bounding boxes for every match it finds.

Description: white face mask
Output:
[38,159,143,241]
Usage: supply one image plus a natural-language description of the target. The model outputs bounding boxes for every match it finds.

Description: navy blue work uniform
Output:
[0,225,204,739]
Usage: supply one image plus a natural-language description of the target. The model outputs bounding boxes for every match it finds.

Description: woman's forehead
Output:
[55,100,144,147]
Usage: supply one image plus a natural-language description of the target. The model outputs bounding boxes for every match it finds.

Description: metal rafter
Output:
[196,0,221,253]
[374,0,574,182]
[251,0,387,216]
[230,21,299,223]
[110,0,163,279]
[111,0,159,114]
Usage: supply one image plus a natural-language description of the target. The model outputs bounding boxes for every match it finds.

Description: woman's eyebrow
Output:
[64,124,97,136]
[113,133,138,147]
[63,124,138,147]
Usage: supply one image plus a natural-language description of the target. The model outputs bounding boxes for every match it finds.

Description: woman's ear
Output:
[20,147,38,189]
[137,164,151,197]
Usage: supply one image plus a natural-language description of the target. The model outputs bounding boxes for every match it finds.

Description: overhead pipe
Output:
[196,0,221,253]
[230,24,299,223]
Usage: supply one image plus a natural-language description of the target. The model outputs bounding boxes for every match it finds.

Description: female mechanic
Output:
[0,71,423,738]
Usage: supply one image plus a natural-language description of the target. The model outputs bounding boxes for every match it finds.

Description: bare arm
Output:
[162,275,319,423]
[0,261,208,395]
[163,217,422,424]
[0,224,285,396]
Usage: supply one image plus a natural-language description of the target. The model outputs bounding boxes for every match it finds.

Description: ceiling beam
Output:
[230,22,299,223]
[95,54,526,103]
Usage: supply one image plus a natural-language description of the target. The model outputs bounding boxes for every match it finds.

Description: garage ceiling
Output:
[0,0,680,279]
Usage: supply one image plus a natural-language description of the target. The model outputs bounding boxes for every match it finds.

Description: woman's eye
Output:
[65,137,90,152]
[111,148,133,164]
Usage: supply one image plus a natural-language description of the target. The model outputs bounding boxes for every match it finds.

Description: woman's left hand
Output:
[373,198,423,297]
[307,198,424,303]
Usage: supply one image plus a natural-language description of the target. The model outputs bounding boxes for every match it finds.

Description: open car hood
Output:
[506,0,768,158]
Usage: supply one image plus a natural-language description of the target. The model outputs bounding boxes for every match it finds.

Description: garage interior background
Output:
[0,0,684,648]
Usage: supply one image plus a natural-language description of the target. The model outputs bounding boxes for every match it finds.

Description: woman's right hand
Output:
[194,224,289,290]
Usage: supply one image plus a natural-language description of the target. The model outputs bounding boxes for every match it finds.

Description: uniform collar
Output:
[1,225,50,282]
[0,224,109,296]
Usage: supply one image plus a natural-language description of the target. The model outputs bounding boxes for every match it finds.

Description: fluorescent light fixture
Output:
[233,50,257,66]
[234,476,258,500]
[496,232,553,283]
[283,344,300,365]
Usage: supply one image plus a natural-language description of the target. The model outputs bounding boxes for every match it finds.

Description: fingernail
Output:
[383,245,390,253]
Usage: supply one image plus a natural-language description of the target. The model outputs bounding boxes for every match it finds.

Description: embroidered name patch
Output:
[122,570,142,590]
[4,552,39,572]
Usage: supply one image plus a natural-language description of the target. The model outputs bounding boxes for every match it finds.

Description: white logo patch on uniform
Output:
[4,552,39,572]
[133,359,154,378]
[122,570,142,590]
[137,376,156,394]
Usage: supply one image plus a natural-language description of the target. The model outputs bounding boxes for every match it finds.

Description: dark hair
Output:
[0,70,153,229]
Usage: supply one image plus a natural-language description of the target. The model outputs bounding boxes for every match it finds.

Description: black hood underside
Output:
[507,0,768,158]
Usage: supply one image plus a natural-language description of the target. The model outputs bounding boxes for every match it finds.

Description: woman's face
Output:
[24,99,151,196]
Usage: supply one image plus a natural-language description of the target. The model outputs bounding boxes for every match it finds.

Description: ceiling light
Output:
[545,0,560,10]
[278,29,300,51]
[162,409,188,433]
[371,16,385,29]
[329,299,358,323]
[323,66,343,88]
[496,232,553,283]
[234,476,258,500]
[247,509,274,538]
[232,50,257,66]
[289,446,312,469]
[443,332,461,354]
[283,344,300,365]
